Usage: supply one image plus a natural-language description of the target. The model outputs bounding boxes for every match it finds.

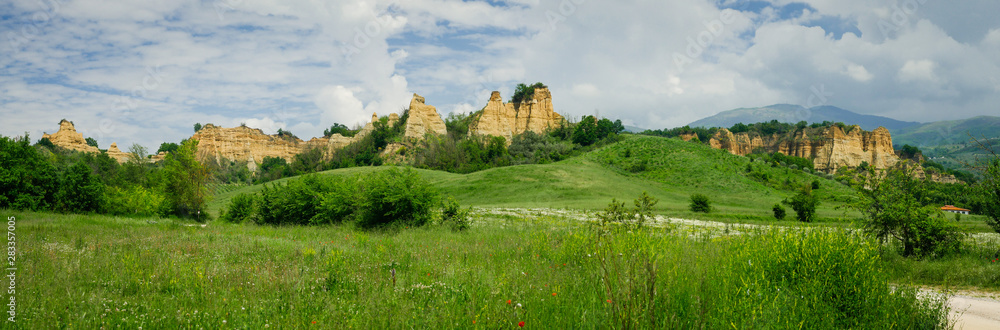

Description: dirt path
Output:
[947,293,1000,329]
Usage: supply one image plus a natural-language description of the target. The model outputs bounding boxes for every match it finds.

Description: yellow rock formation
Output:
[190,124,306,164]
[709,125,899,173]
[404,94,447,139]
[469,88,564,142]
[105,143,136,163]
[41,120,99,153]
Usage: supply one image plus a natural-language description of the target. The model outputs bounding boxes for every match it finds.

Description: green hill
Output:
[890,115,1000,148]
[689,104,920,131]
[210,135,859,223]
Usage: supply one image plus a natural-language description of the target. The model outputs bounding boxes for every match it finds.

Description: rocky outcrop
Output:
[41,120,134,163]
[404,94,447,140]
[42,120,99,154]
[469,88,565,142]
[190,124,306,164]
[105,143,135,163]
[190,111,405,165]
[709,125,899,173]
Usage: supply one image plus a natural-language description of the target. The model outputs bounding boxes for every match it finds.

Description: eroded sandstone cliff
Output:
[190,124,306,164]
[404,94,447,139]
[469,88,565,142]
[42,120,134,163]
[709,125,899,173]
[42,120,100,154]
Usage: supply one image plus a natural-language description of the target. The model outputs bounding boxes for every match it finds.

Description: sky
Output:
[2,0,999,150]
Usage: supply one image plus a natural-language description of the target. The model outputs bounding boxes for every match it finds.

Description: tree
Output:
[0,134,59,210]
[324,123,355,137]
[85,137,98,148]
[783,186,818,222]
[157,142,180,154]
[852,166,962,257]
[56,161,104,213]
[511,82,546,104]
[194,123,203,132]
[978,158,1000,234]
[772,203,786,220]
[689,194,711,213]
[162,139,210,220]
[573,115,599,146]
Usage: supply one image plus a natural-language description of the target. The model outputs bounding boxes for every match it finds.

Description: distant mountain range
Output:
[891,116,1000,147]
[685,104,1000,149]
[687,104,921,131]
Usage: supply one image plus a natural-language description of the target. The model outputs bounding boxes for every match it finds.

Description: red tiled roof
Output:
[941,205,970,212]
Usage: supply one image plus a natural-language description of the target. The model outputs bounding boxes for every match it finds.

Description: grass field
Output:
[10,210,951,328]
[210,135,865,224]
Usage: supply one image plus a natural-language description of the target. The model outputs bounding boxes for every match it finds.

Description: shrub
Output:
[220,193,258,223]
[689,193,711,213]
[56,161,104,213]
[811,179,820,190]
[772,203,786,220]
[440,197,471,232]
[162,139,209,220]
[596,192,658,231]
[854,166,962,257]
[356,168,438,229]
[0,134,58,210]
[783,187,818,222]
[103,185,165,217]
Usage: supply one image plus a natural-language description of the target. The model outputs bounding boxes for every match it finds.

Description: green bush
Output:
[0,134,59,210]
[772,203,786,220]
[689,193,711,213]
[103,185,166,217]
[56,162,104,213]
[440,197,471,232]
[219,193,258,224]
[811,179,820,190]
[783,187,818,222]
[356,168,438,229]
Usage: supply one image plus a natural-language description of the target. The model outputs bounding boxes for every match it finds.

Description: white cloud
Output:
[2,0,1000,146]
[898,60,937,82]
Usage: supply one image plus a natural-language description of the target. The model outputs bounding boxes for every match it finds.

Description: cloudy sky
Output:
[2,0,999,150]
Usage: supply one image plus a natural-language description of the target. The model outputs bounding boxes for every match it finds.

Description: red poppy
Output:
[607,299,612,303]
[552,292,557,296]
[507,299,512,305]
[518,321,525,327]
[311,321,317,324]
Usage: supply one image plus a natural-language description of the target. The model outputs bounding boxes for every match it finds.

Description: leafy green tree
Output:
[194,123,203,132]
[689,193,711,213]
[0,134,59,210]
[157,142,180,154]
[573,115,600,146]
[56,161,104,213]
[356,168,438,229]
[783,186,818,222]
[978,158,1000,234]
[162,139,209,220]
[853,166,962,257]
[772,203,786,220]
[324,123,356,137]
[899,144,922,160]
[511,82,547,104]
[37,137,55,149]
[85,137,98,148]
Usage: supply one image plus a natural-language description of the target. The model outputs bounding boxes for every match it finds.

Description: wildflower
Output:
[552,292,557,296]
[518,321,525,327]
[607,299,612,303]
[312,321,317,324]
[507,299,512,305]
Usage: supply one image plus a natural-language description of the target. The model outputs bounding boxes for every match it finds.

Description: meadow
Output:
[12,209,951,328]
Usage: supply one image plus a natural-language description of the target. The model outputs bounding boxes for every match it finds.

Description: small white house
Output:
[941,205,970,215]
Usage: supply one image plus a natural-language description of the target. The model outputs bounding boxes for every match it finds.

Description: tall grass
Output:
[14,210,949,328]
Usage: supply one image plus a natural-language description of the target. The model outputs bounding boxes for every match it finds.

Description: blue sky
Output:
[2,0,999,150]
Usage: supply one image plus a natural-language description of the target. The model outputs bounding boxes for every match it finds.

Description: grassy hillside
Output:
[211,135,860,223]
[891,115,1000,148]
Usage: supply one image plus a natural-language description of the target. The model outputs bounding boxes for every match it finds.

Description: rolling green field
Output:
[10,134,1000,328]
[11,210,951,328]
[211,135,862,224]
